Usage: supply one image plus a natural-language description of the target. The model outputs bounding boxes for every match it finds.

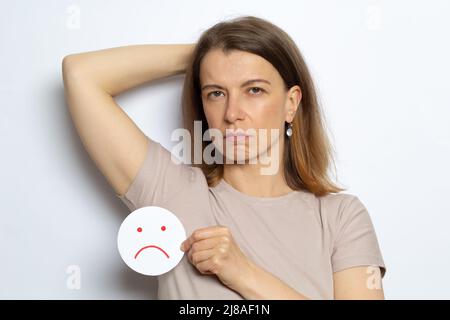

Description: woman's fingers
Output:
[186,237,222,260]
[189,248,215,265]
[195,259,216,275]
[181,226,230,251]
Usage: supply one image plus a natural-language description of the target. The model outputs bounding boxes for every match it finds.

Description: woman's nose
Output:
[224,96,245,123]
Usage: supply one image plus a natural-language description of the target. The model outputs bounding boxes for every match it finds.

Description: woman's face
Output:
[199,48,301,164]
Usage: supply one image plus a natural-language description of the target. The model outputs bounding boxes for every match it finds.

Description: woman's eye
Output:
[208,91,223,98]
[249,87,263,94]
[207,88,264,98]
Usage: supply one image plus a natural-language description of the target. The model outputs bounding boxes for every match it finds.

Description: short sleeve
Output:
[331,195,387,278]
[116,135,196,211]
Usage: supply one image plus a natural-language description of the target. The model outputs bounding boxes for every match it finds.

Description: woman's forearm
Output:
[63,44,195,96]
[237,261,311,300]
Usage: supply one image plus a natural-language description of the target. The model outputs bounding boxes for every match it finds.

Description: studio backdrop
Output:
[1,0,449,299]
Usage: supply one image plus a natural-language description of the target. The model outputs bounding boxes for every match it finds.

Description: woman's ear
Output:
[285,85,302,122]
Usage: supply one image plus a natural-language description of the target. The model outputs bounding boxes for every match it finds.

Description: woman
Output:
[62,15,386,299]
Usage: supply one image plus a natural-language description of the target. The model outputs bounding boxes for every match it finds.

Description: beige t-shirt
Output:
[117,135,386,300]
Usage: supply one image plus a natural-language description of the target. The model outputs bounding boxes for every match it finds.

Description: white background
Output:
[1,0,449,299]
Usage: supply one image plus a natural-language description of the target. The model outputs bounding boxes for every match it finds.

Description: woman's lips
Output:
[224,134,250,142]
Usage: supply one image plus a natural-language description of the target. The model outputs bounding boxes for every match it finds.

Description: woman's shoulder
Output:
[318,191,361,208]
[298,189,365,223]
[294,188,358,208]
[317,191,375,232]
[117,136,209,211]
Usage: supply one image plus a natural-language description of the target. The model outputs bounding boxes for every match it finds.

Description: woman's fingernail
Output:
[180,242,184,251]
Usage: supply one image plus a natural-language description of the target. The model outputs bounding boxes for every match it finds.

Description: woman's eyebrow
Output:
[201,79,271,91]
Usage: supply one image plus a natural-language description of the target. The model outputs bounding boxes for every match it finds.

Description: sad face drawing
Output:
[117,206,186,276]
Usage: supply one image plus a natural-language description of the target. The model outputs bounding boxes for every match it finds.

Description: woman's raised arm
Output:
[61,44,195,196]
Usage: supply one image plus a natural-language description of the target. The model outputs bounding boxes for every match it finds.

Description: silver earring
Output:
[286,122,293,137]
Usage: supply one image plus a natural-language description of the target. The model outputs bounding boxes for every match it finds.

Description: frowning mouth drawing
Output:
[134,245,170,259]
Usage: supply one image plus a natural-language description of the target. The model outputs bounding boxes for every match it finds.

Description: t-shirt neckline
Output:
[215,178,301,203]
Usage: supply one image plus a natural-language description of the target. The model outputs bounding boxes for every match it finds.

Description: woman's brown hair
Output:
[181,15,346,197]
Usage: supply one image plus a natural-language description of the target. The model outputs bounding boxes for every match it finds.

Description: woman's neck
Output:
[222,163,294,198]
